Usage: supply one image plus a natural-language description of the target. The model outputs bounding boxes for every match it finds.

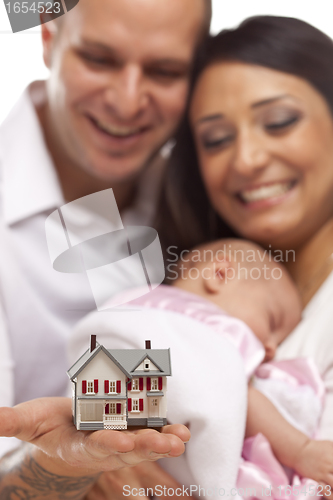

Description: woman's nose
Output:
[232,129,270,176]
[104,65,149,122]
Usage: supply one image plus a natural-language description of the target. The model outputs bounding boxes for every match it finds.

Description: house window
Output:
[105,380,121,394]
[151,378,158,391]
[87,381,94,393]
[132,379,139,391]
[152,399,158,407]
[109,403,116,414]
[144,360,150,371]
[132,399,139,412]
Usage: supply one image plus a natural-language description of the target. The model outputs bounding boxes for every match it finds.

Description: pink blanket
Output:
[239,359,324,498]
[129,286,325,498]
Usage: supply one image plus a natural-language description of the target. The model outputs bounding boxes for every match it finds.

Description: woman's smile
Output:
[190,61,333,248]
[236,179,297,206]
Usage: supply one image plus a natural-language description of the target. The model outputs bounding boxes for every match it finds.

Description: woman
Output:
[77,17,333,499]
[158,15,333,441]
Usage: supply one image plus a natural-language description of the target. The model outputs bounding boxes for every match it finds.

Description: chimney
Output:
[90,335,97,352]
[145,340,151,350]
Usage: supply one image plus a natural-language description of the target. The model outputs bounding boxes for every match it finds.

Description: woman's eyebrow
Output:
[196,94,295,124]
[251,94,292,108]
[197,113,224,124]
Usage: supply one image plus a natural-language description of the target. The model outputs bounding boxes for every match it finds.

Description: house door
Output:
[149,398,159,418]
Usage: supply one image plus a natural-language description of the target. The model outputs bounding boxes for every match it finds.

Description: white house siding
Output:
[76,350,128,429]
[77,350,127,397]
[128,376,167,421]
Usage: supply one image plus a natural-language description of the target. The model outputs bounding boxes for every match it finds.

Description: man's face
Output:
[42,0,205,182]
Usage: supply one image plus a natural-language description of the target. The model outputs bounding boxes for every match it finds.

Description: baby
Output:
[169,239,331,492]
[68,239,332,498]
[171,238,301,364]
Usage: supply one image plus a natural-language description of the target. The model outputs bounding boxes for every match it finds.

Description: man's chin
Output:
[91,146,165,182]
[85,157,153,184]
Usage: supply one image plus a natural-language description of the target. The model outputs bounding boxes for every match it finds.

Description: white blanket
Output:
[68,307,248,498]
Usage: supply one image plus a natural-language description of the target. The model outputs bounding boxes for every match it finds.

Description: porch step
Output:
[79,422,104,431]
[147,418,166,428]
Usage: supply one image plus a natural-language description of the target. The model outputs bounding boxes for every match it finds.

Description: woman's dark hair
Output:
[156,15,333,263]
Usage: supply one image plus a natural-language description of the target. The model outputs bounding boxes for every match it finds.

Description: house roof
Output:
[67,344,171,381]
[110,349,172,376]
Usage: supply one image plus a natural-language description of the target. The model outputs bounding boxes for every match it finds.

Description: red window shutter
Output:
[128,398,132,412]
[116,403,122,415]
[147,377,151,391]
[105,404,110,414]
[116,380,121,393]
[158,377,163,390]
[94,379,99,393]
[139,378,143,391]
[82,380,87,394]
[127,380,132,391]
[104,380,109,393]
[139,399,144,411]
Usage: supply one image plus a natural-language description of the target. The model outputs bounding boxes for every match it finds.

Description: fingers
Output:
[318,482,333,500]
[83,429,185,469]
[121,461,187,500]
[0,399,189,476]
[93,462,185,500]
[82,430,185,472]
[136,460,184,491]
[126,429,185,459]
[0,406,21,437]
[321,476,333,498]
[83,430,137,459]
[92,468,146,500]
[0,398,71,441]
[162,424,191,444]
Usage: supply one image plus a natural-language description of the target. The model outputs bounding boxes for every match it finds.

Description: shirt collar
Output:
[0,81,64,226]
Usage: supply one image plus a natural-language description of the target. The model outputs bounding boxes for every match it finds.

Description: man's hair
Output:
[50,0,212,34]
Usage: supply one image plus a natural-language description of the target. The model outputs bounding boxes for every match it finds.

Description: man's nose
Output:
[233,129,270,175]
[104,65,149,121]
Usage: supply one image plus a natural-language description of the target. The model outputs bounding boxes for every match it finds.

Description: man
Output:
[0,0,211,498]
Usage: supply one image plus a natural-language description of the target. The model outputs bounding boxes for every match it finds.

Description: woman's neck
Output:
[284,218,333,307]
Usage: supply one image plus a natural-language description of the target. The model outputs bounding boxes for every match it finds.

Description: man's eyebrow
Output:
[251,94,292,108]
[79,40,190,67]
[80,40,118,54]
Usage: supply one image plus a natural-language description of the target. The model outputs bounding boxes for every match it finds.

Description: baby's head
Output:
[173,239,302,362]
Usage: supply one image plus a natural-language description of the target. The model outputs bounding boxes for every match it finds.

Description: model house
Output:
[67,336,171,430]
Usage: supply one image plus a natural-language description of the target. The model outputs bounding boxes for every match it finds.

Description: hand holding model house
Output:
[0,339,188,480]
[68,336,171,431]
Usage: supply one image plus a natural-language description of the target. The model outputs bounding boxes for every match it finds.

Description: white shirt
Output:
[0,81,163,456]
[277,270,333,440]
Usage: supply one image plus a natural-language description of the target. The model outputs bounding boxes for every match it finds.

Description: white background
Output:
[0,0,333,124]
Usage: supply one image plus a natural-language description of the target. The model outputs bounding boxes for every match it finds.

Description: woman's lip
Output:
[236,180,298,209]
[237,179,297,194]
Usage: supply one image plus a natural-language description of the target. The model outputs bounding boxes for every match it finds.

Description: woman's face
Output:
[190,62,333,249]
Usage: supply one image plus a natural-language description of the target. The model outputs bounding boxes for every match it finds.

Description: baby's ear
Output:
[203,259,233,294]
